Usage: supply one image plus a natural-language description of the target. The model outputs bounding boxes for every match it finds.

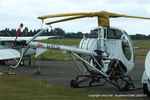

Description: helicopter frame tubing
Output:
[70,52,136,91]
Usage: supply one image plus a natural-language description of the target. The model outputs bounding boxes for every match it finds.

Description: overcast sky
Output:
[1,0,150,35]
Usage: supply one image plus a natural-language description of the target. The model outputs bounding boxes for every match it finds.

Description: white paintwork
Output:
[0,49,20,60]
[35,48,47,57]
[79,38,97,52]
[145,51,150,79]
[142,71,150,91]
[143,50,150,93]
[79,28,134,74]
[0,36,58,41]
[29,42,97,56]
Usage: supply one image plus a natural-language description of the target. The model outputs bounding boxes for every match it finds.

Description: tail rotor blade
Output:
[16,23,24,38]
[12,23,24,48]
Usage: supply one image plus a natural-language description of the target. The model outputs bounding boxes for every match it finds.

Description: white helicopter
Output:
[13,11,150,92]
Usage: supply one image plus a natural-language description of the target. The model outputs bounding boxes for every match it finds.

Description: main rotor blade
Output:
[39,11,150,20]
[39,11,150,26]
[38,12,94,19]
[45,15,88,25]
[110,14,150,20]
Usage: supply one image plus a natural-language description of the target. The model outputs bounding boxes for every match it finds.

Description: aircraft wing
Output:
[34,36,64,40]
[0,49,20,60]
[0,36,63,41]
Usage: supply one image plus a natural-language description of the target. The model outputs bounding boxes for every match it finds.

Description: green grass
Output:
[39,39,150,49]
[39,38,81,46]
[35,50,72,60]
[35,38,81,60]
[0,75,123,100]
[34,39,150,60]
[132,40,150,56]
[134,50,149,56]
[132,40,150,48]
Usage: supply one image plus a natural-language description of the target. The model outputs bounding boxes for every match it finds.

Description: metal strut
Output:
[69,53,137,91]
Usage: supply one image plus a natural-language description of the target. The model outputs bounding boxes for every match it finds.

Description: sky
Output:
[1,0,150,35]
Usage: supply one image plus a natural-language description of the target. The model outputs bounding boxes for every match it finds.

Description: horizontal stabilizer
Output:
[35,48,48,57]
[0,49,20,60]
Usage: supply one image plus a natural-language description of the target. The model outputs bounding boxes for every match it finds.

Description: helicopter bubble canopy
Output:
[79,26,134,74]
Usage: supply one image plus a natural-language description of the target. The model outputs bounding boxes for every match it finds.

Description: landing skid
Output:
[70,75,106,88]
[70,52,139,91]
[70,74,138,91]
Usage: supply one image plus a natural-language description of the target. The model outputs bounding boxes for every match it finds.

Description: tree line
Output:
[0,27,66,36]
[0,27,150,40]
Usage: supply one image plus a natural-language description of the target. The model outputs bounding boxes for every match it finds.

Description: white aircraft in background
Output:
[0,23,62,65]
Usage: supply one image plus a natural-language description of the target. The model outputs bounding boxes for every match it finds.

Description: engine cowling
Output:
[79,38,98,52]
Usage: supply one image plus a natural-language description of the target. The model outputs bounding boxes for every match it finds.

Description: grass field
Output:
[36,39,81,60]
[36,39,150,60]
[132,40,150,48]
[0,75,123,100]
